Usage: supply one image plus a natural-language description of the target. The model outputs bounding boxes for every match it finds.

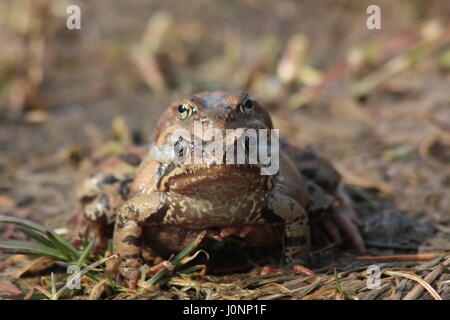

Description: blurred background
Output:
[0,0,449,250]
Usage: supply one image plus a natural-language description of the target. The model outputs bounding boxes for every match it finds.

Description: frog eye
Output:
[173,138,190,163]
[239,96,253,114]
[174,139,186,157]
[177,103,194,120]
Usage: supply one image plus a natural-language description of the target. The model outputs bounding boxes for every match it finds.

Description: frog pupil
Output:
[243,98,253,109]
[174,140,185,156]
[178,104,187,114]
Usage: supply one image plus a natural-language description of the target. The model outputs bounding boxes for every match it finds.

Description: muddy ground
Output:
[0,0,449,300]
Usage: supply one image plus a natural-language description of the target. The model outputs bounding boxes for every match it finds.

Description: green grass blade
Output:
[77,236,95,266]
[16,226,53,247]
[140,265,148,282]
[103,269,117,291]
[46,231,80,260]
[52,231,81,259]
[0,239,66,260]
[45,231,71,261]
[0,215,80,260]
[107,239,113,253]
[179,264,205,275]
[146,269,167,285]
[0,215,49,234]
[84,271,100,283]
[334,269,355,300]
[171,231,206,265]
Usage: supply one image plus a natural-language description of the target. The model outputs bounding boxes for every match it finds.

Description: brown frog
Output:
[75,91,365,288]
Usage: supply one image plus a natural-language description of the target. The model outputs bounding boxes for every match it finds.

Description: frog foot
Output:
[219,225,253,239]
[311,208,366,254]
[204,225,254,242]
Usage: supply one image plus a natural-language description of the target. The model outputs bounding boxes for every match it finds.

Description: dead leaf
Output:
[13,257,55,278]
[88,279,107,300]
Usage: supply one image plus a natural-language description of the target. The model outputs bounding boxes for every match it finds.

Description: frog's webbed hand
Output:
[267,191,311,265]
[113,193,166,288]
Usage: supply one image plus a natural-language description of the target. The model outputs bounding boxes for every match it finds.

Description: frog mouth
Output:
[159,163,266,193]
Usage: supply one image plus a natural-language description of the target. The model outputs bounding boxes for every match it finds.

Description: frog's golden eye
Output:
[177,103,193,120]
[239,96,253,114]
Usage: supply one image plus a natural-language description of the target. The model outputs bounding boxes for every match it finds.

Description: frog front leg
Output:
[266,190,311,266]
[113,193,167,288]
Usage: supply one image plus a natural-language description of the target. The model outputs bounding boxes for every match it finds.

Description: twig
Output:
[384,270,443,300]
[403,256,450,300]
[363,282,392,300]
[302,286,335,300]
[356,253,440,262]
[391,278,408,300]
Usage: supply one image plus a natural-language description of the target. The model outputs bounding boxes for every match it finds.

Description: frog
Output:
[74,91,365,288]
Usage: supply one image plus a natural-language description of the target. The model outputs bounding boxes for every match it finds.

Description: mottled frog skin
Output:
[75,91,365,288]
